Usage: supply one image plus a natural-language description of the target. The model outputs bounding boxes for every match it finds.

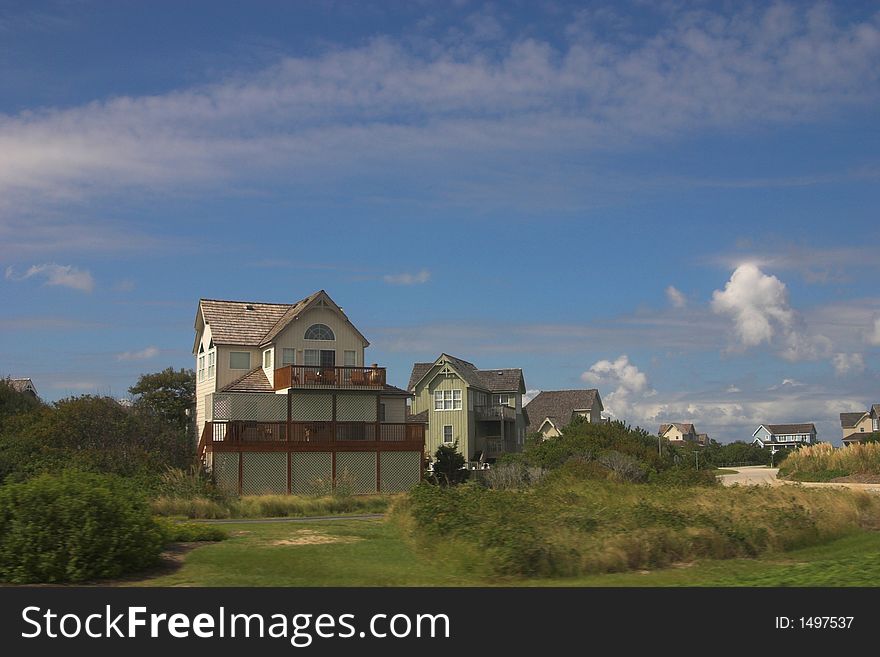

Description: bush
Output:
[155,517,227,542]
[0,471,164,583]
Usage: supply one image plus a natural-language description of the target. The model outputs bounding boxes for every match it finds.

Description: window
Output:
[282,348,295,365]
[304,324,335,341]
[434,389,462,411]
[304,349,319,366]
[443,425,453,444]
[198,355,205,383]
[344,350,356,367]
[229,352,251,370]
[494,394,509,406]
[379,403,386,422]
[207,350,215,379]
[263,349,273,369]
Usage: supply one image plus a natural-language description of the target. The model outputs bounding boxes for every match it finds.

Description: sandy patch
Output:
[271,529,363,546]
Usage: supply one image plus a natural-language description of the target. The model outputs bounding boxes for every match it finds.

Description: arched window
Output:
[305,324,335,341]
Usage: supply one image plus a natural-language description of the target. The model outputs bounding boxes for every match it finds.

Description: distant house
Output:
[408,354,526,462]
[6,377,38,398]
[658,423,710,446]
[840,405,880,445]
[524,389,604,439]
[752,423,817,454]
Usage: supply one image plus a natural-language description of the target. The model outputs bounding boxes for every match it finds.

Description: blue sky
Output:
[1,1,879,443]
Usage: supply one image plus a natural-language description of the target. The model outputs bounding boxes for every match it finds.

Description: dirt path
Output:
[718,466,880,494]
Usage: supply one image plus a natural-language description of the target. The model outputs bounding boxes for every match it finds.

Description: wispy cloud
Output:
[868,317,880,346]
[832,352,866,377]
[383,270,431,286]
[1,3,878,217]
[5,263,94,292]
[666,285,686,309]
[116,346,160,362]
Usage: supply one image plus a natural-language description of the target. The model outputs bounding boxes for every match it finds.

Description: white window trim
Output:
[443,425,454,444]
[304,324,336,341]
[207,350,215,379]
[282,348,296,366]
[263,348,273,369]
[434,389,462,411]
[198,355,205,383]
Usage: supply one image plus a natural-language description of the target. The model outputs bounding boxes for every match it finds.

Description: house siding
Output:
[272,306,366,368]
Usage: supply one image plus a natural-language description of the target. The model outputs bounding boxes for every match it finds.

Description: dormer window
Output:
[198,344,205,382]
[305,324,335,341]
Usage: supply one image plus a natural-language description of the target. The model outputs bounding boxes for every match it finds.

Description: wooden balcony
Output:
[474,404,516,421]
[200,420,424,454]
[273,365,386,390]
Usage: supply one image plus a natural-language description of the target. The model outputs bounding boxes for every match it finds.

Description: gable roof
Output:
[407,354,524,393]
[659,422,696,437]
[524,389,600,432]
[6,378,37,395]
[872,404,880,417]
[195,290,368,349]
[765,423,816,435]
[840,412,867,428]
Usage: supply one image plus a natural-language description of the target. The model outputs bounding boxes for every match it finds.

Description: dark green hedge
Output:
[0,471,164,583]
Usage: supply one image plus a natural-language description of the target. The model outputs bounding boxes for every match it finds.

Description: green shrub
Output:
[155,517,227,542]
[0,471,164,583]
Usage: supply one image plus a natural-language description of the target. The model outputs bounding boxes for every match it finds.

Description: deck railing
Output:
[474,404,516,421]
[274,365,386,390]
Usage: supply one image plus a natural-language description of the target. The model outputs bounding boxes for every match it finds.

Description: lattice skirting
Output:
[336,452,377,494]
[242,452,287,495]
[213,453,240,493]
[379,451,422,493]
[291,452,333,495]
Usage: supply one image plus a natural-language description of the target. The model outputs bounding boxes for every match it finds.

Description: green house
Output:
[407,354,526,462]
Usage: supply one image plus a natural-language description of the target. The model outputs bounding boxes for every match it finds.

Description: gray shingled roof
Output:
[197,290,368,348]
[840,412,866,428]
[407,354,523,393]
[873,404,880,416]
[6,378,37,395]
[659,422,696,436]
[524,389,600,433]
[220,367,274,393]
[406,410,428,423]
[766,423,816,435]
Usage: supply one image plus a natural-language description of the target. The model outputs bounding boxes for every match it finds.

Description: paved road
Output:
[718,466,779,486]
[718,467,880,493]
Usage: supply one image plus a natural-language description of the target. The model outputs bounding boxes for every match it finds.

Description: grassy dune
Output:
[779,442,880,481]
[393,476,880,579]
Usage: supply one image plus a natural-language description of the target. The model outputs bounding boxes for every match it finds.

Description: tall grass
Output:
[151,494,394,519]
[392,474,880,579]
[779,442,880,481]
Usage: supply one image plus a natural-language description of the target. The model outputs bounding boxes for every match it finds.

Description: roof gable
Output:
[194,290,368,349]
[408,354,524,393]
[524,389,600,432]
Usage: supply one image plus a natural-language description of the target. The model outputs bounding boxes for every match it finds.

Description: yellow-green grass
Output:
[395,478,880,578]
[151,493,394,519]
[780,442,880,481]
[130,518,880,587]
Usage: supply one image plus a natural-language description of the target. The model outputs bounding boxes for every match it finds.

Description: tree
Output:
[431,442,467,485]
[129,368,195,435]
[0,379,43,424]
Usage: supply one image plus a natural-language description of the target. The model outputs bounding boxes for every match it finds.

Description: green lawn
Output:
[133,518,880,587]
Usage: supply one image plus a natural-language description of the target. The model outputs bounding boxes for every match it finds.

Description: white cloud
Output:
[726,385,740,393]
[1,3,878,216]
[383,270,431,285]
[710,263,830,361]
[116,346,160,362]
[832,352,866,377]
[581,354,652,419]
[523,389,541,405]
[5,263,94,292]
[665,285,686,309]
[868,317,880,346]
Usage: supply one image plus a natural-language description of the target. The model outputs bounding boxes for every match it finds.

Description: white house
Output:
[752,423,817,454]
